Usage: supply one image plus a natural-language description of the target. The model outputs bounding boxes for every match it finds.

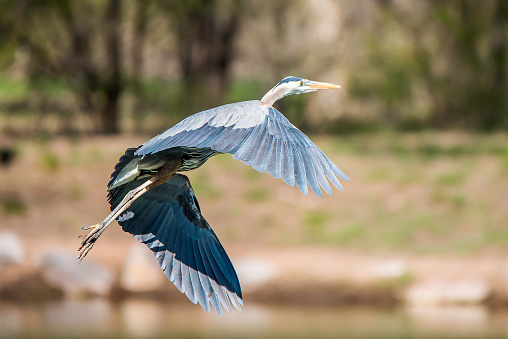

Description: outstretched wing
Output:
[109,174,243,315]
[136,100,349,197]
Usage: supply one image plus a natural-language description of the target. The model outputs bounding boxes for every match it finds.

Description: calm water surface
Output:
[0,300,506,338]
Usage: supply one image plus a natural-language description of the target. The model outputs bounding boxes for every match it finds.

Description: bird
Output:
[78,76,349,315]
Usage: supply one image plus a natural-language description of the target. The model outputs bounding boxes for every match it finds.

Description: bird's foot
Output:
[82,224,99,231]
[78,222,104,262]
[77,174,164,262]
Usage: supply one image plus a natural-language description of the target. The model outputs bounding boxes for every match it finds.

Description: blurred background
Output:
[0,0,508,338]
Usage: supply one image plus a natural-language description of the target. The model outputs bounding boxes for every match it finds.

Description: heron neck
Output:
[260,86,292,107]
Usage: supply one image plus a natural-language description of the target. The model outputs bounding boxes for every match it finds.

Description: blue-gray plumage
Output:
[131,100,348,197]
[79,76,348,315]
[109,170,242,313]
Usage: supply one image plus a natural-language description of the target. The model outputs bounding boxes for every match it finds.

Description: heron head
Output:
[261,76,340,107]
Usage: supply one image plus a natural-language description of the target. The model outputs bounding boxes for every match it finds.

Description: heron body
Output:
[79,76,348,315]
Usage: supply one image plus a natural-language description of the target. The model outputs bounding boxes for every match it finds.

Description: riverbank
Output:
[1,233,507,309]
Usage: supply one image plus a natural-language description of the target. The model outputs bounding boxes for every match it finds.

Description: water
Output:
[0,300,507,338]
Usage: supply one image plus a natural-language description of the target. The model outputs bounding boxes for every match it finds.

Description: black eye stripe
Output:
[278,76,302,86]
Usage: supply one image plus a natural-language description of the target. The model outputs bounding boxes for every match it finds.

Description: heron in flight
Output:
[79,76,348,314]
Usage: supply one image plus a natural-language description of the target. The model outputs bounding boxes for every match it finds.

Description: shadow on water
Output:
[0,300,507,339]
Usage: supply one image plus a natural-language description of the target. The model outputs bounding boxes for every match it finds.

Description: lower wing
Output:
[109,174,243,315]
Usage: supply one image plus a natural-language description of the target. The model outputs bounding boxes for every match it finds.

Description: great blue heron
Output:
[78,76,348,314]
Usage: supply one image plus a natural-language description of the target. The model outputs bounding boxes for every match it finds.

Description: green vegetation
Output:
[39,151,60,172]
[434,171,467,187]
[365,167,391,183]
[2,132,507,255]
[327,222,366,246]
[0,2,506,136]
[370,272,415,291]
[1,197,27,215]
[187,172,222,199]
[245,187,270,202]
[275,132,508,253]
[303,210,330,240]
[66,184,83,201]
[0,77,28,99]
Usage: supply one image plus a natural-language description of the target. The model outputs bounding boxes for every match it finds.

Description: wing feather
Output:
[281,141,295,187]
[308,150,333,196]
[184,235,198,303]
[187,236,207,310]
[265,138,279,178]
[291,143,309,195]
[201,240,230,313]
[181,262,194,302]
[134,100,348,197]
[273,139,283,179]
[217,127,251,153]
[251,132,269,172]
[232,122,266,162]
[300,147,322,197]
[209,125,235,149]
[311,149,344,191]
[110,174,242,314]
[198,240,225,314]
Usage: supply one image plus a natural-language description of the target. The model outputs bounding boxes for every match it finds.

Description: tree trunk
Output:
[101,0,122,134]
[487,0,508,129]
[131,0,148,133]
[172,0,243,112]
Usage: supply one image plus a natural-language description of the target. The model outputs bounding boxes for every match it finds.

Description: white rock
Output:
[233,257,277,291]
[373,260,408,280]
[403,279,490,306]
[120,243,164,292]
[0,231,25,267]
[41,251,114,297]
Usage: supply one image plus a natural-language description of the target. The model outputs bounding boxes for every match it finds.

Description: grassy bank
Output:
[1,131,507,255]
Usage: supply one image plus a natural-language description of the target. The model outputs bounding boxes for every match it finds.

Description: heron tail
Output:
[107,147,140,205]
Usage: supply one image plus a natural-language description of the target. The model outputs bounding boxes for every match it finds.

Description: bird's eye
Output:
[300,81,304,86]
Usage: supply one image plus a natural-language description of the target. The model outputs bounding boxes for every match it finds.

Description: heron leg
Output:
[78,160,181,261]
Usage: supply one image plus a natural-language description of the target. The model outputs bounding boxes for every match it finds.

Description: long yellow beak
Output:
[308,81,341,89]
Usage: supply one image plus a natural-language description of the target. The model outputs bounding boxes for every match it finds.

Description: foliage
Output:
[0,1,506,134]
[349,1,508,130]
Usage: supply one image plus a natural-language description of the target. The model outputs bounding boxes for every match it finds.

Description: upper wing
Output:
[136,100,349,197]
[109,174,243,315]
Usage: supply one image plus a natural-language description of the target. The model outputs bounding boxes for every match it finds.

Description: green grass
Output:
[500,152,508,174]
[226,79,265,103]
[255,213,275,230]
[370,272,415,290]
[214,154,236,173]
[365,166,391,183]
[395,168,423,186]
[244,166,263,180]
[66,184,83,200]
[3,120,508,255]
[327,131,508,160]
[245,187,270,202]
[187,172,222,199]
[0,77,73,101]
[39,151,61,172]
[434,171,467,186]
[303,211,330,240]
[0,77,29,99]
[1,197,27,215]
[327,222,366,245]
